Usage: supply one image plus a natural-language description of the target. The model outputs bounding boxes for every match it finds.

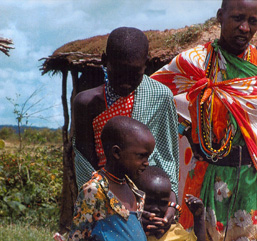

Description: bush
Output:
[0,127,15,141]
[0,127,62,146]
[165,18,218,50]
[23,128,62,145]
[166,25,203,49]
[0,145,63,230]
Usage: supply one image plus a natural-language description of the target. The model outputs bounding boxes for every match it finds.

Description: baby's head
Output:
[135,166,171,218]
[101,116,155,180]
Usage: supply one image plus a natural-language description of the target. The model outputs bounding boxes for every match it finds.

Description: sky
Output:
[0,0,222,129]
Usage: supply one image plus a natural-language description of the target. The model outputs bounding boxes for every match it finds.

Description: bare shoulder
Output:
[74,84,106,124]
[74,85,104,109]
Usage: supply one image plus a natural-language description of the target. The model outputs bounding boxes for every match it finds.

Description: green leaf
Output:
[6,200,26,212]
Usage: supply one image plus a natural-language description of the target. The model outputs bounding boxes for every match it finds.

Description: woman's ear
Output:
[217,8,223,23]
[112,145,121,160]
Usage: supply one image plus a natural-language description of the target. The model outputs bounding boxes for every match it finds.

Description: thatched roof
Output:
[39,17,257,75]
[0,37,14,56]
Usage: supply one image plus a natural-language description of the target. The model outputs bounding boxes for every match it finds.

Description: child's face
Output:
[144,178,171,218]
[119,131,155,180]
[107,58,146,97]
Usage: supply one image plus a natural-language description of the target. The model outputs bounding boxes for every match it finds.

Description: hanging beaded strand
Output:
[197,49,234,161]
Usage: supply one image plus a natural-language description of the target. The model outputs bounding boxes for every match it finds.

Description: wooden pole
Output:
[59,69,78,234]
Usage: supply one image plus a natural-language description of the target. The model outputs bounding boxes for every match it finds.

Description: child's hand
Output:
[142,211,168,237]
[153,207,176,239]
[184,194,204,217]
[142,208,176,239]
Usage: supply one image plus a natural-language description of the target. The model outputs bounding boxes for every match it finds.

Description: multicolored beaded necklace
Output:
[196,91,234,161]
[196,44,251,161]
[102,66,121,108]
[101,167,126,185]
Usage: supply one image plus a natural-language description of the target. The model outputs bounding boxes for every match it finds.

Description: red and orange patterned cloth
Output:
[92,88,134,167]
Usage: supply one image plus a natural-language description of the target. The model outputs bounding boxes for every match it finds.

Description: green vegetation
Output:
[166,25,203,48]
[165,17,218,49]
[0,128,63,240]
[22,128,62,144]
[0,127,62,146]
[0,127,16,142]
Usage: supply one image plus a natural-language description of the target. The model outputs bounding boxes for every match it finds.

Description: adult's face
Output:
[107,58,146,97]
[217,0,257,55]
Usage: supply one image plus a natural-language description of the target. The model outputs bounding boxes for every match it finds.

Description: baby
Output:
[135,166,206,241]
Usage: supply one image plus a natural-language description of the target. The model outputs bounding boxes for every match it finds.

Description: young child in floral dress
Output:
[68,116,155,240]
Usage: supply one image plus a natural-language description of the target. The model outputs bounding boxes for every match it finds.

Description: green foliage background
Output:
[0,128,63,238]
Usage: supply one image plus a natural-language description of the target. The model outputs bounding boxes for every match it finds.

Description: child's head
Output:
[101,116,155,180]
[103,27,149,97]
[135,166,171,218]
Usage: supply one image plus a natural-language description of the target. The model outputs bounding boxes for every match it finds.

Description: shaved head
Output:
[221,0,257,9]
[135,166,171,191]
[101,116,152,158]
[106,27,149,63]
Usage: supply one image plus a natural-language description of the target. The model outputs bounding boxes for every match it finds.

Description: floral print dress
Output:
[68,171,146,241]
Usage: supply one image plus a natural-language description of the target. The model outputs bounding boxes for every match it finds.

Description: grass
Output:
[0,221,55,241]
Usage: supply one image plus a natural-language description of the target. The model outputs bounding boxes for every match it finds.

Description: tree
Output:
[7,88,58,150]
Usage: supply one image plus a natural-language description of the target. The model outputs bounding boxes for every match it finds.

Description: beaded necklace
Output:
[196,45,251,161]
[101,167,126,185]
[196,91,234,161]
[102,66,121,108]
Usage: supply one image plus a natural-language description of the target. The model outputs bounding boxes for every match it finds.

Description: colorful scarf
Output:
[151,40,257,170]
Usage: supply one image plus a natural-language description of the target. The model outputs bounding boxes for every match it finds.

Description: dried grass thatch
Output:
[40,18,224,75]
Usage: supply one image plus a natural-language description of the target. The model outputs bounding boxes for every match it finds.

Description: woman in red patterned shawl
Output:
[151,0,257,240]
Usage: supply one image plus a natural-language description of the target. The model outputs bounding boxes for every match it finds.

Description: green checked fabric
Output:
[73,140,95,190]
[132,75,179,196]
[74,75,179,195]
